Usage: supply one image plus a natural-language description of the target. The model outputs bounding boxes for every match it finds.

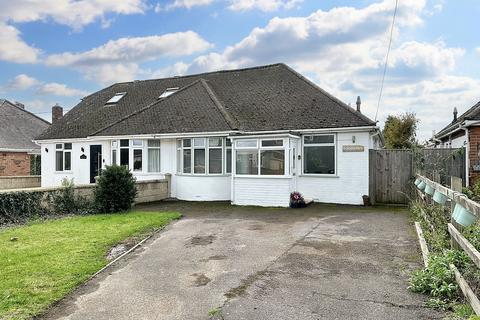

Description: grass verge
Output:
[0,211,180,320]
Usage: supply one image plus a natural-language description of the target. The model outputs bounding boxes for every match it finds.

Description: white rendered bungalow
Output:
[35,63,381,207]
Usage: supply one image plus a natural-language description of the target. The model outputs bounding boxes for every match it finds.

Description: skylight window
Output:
[106,92,127,104]
[159,87,179,99]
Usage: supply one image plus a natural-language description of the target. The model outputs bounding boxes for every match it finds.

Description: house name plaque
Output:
[342,145,365,152]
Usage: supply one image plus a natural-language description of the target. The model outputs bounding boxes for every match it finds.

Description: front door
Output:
[90,145,102,183]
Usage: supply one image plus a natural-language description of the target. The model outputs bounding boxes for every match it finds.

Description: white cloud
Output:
[84,63,142,86]
[151,62,190,78]
[0,0,146,31]
[228,0,302,12]
[0,23,40,63]
[0,0,146,63]
[476,47,480,56]
[7,74,40,90]
[156,0,214,12]
[45,31,212,85]
[37,82,89,97]
[46,31,212,67]
[4,74,87,97]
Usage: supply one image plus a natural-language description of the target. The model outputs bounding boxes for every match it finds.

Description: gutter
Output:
[436,120,480,140]
[34,126,379,144]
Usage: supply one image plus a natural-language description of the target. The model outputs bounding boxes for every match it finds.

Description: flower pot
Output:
[433,190,448,205]
[417,181,426,191]
[414,178,421,186]
[425,184,435,196]
[454,206,477,227]
[452,203,464,220]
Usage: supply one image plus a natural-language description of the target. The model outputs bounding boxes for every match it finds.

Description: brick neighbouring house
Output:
[433,101,480,186]
[0,99,51,176]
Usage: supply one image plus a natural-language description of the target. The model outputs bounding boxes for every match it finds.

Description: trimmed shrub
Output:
[94,165,137,213]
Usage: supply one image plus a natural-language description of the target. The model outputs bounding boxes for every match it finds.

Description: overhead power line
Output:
[374,0,399,122]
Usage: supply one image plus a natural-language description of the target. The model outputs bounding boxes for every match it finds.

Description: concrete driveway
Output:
[42,202,443,320]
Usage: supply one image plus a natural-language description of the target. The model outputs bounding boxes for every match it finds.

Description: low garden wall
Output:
[0,178,171,225]
[0,179,170,204]
[0,176,41,190]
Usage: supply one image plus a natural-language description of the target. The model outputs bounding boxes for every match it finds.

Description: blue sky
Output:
[0,0,479,140]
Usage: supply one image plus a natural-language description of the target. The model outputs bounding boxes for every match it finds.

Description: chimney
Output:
[52,104,63,124]
[453,107,458,122]
[356,96,361,113]
[14,101,25,109]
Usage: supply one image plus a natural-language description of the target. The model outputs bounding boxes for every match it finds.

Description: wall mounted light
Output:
[352,136,356,143]
[45,147,48,153]
[81,147,85,152]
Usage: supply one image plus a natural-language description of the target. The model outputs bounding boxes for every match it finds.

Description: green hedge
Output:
[0,179,95,225]
[0,191,46,224]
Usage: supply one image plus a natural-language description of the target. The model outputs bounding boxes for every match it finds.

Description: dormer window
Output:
[105,92,126,105]
[159,87,179,99]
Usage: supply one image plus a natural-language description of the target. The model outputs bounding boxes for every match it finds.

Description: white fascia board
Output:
[435,121,480,140]
[34,126,378,144]
[229,133,300,140]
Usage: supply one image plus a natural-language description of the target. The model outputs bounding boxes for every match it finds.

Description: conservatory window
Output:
[235,138,285,176]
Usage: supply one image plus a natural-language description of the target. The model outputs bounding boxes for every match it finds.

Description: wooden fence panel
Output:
[417,148,466,187]
[369,149,413,204]
[369,148,465,205]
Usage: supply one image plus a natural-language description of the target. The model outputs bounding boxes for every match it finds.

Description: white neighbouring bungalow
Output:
[35,63,382,207]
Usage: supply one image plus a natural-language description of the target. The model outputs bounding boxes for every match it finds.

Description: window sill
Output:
[176,173,232,177]
[132,172,164,175]
[299,174,339,178]
[234,175,293,179]
[54,171,73,174]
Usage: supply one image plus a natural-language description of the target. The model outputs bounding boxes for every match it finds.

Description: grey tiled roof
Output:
[36,63,375,140]
[436,101,480,138]
[0,100,50,151]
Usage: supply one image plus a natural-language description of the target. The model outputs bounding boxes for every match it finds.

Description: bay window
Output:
[235,139,286,176]
[303,134,336,175]
[176,137,231,175]
[55,143,72,171]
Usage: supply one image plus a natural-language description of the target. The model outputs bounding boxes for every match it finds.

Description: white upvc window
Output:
[147,140,161,172]
[176,137,230,175]
[119,139,129,168]
[55,143,72,172]
[303,134,336,175]
[208,137,223,174]
[132,140,143,172]
[235,138,286,176]
[225,138,232,174]
[111,140,118,165]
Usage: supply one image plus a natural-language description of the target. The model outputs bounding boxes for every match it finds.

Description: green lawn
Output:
[0,211,181,320]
